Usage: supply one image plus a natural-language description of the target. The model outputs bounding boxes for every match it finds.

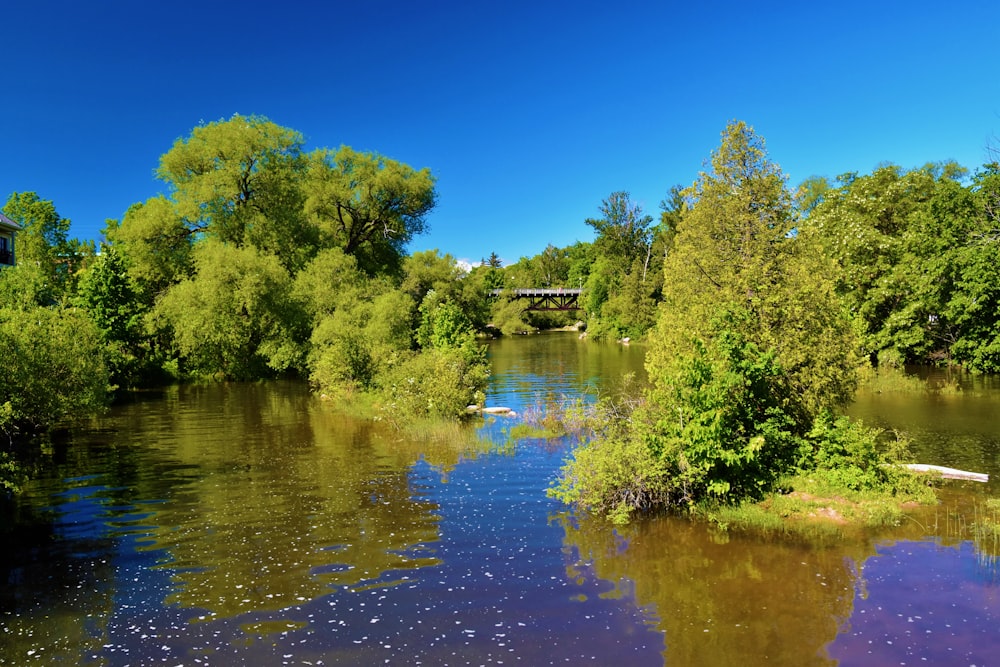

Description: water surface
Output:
[2,333,1000,665]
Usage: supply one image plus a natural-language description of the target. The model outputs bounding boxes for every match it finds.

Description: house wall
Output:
[0,229,14,265]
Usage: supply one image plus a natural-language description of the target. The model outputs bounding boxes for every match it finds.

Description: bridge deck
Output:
[489,288,582,311]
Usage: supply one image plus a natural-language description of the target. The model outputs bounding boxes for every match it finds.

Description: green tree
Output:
[552,121,859,519]
[154,241,305,380]
[580,192,661,339]
[156,114,316,272]
[383,290,489,418]
[304,146,437,275]
[947,164,1000,370]
[292,247,370,327]
[401,249,465,305]
[74,244,152,389]
[802,162,977,366]
[649,121,858,415]
[0,305,109,437]
[296,248,415,393]
[585,191,653,268]
[536,243,569,288]
[794,175,832,217]
[2,192,92,301]
[107,196,195,298]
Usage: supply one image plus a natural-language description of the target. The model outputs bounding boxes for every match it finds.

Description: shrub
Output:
[550,324,805,521]
[0,305,110,437]
[379,347,488,419]
[800,413,925,496]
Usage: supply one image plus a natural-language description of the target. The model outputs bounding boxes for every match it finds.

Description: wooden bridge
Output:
[489,288,582,311]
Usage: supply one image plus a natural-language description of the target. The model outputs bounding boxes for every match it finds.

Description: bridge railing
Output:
[488,288,583,311]
[488,288,582,297]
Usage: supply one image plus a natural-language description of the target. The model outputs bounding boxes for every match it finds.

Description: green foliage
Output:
[550,319,804,521]
[157,114,315,272]
[579,193,662,339]
[379,344,489,420]
[801,414,905,492]
[309,316,380,390]
[301,249,416,393]
[460,264,501,330]
[489,293,532,335]
[0,450,28,494]
[0,305,109,437]
[292,247,369,326]
[304,146,436,276]
[648,121,859,416]
[646,324,803,501]
[585,191,653,267]
[802,161,1000,371]
[0,262,59,309]
[402,250,465,305]
[74,244,152,389]
[416,291,474,350]
[300,249,489,419]
[553,121,865,522]
[154,241,305,380]
[108,196,194,296]
[591,256,660,340]
[3,191,93,302]
[374,289,490,419]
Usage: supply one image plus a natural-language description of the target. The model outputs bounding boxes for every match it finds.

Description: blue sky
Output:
[2,1,998,267]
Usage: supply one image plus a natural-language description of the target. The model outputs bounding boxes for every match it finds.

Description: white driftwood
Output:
[902,464,989,483]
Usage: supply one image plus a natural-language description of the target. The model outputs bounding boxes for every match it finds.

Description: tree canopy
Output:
[551,121,864,520]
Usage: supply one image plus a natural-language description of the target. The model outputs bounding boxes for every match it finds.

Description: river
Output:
[2,332,999,665]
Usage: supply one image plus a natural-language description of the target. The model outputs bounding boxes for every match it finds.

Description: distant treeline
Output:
[2,112,999,485]
[501,147,1000,374]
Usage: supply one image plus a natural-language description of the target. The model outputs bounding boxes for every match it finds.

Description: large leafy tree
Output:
[110,115,316,292]
[800,161,1000,368]
[157,114,316,271]
[304,146,437,275]
[153,240,305,380]
[553,121,859,518]
[945,163,1000,370]
[649,121,857,416]
[105,116,440,382]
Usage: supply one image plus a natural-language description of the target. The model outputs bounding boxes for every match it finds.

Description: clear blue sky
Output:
[2,0,998,267]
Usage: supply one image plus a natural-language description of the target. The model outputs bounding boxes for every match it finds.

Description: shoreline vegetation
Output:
[534,121,998,531]
[3,116,1000,536]
[510,382,988,535]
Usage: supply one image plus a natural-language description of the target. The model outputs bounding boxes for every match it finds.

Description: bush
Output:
[548,426,673,525]
[0,305,110,437]
[379,347,488,419]
[800,413,925,496]
[550,324,805,521]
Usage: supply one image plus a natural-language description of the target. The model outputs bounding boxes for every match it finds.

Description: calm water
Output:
[2,333,1000,665]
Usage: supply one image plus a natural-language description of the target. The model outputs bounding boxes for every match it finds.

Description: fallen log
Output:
[902,464,989,483]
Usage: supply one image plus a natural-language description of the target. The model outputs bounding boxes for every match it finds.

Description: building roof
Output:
[0,212,21,232]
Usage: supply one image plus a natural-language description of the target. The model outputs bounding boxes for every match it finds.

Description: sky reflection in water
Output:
[2,334,1000,665]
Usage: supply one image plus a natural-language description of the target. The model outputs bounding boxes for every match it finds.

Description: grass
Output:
[858,365,963,395]
[970,497,1000,557]
[701,468,940,540]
